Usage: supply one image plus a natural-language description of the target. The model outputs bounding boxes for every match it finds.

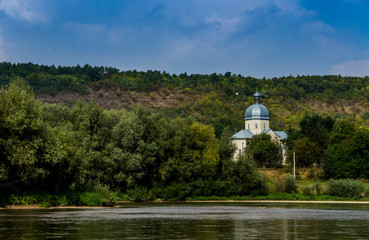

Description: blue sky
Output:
[0,0,368,78]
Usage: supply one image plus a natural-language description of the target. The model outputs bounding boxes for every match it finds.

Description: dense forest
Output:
[1,62,369,205]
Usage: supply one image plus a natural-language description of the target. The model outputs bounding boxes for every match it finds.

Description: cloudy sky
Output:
[0,0,368,78]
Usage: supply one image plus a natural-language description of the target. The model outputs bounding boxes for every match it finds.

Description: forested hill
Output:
[1,62,369,135]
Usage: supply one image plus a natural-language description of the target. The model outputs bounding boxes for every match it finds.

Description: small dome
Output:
[245,92,269,120]
[254,92,262,98]
[245,103,270,120]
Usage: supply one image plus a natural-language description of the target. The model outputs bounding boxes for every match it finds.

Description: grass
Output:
[1,188,117,208]
[187,194,369,202]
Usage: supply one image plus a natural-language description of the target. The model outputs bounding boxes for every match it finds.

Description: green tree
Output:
[228,153,268,196]
[0,79,77,191]
[245,134,282,168]
[291,137,320,167]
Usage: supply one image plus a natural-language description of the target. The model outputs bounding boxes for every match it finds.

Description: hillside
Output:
[1,62,369,136]
[2,62,369,204]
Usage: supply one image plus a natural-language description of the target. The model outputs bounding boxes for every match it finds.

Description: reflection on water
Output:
[1,203,369,239]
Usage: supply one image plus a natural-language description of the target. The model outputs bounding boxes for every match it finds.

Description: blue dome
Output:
[245,103,270,120]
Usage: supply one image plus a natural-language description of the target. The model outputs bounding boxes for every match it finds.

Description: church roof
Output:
[232,128,287,140]
[245,92,270,120]
[260,128,271,134]
[231,129,254,139]
[254,92,262,98]
[275,131,288,140]
[245,103,270,120]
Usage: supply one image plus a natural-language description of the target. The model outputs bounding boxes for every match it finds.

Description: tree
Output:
[228,153,268,196]
[300,114,334,149]
[245,134,282,168]
[218,127,236,179]
[324,127,369,179]
[292,137,320,167]
[0,79,77,191]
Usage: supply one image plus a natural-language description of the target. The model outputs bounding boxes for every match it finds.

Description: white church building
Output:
[232,92,288,163]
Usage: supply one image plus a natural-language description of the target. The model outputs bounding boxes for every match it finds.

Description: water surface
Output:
[1,202,369,239]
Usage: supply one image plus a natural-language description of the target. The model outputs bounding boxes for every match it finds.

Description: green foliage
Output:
[5,189,116,207]
[2,68,369,204]
[275,175,297,193]
[301,186,313,195]
[159,183,190,201]
[291,138,320,167]
[326,179,364,199]
[127,186,154,202]
[229,154,269,196]
[324,125,369,179]
[313,183,323,195]
[246,134,283,168]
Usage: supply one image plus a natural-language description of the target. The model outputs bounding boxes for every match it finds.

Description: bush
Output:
[80,184,116,206]
[326,179,364,199]
[301,186,313,195]
[8,193,72,207]
[160,183,190,201]
[284,176,297,193]
[80,192,103,206]
[364,188,369,197]
[313,183,323,195]
[230,154,270,196]
[128,186,154,202]
[275,175,297,193]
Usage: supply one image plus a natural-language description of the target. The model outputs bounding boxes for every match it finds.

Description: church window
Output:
[264,123,266,129]
[248,124,250,129]
[239,149,242,155]
[255,123,258,129]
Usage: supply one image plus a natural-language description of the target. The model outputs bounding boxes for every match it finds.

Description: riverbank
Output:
[0,205,113,210]
[3,199,369,210]
[186,200,369,204]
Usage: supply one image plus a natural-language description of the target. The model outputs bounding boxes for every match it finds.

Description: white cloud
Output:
[0,0,46,23]
[302,21,336,34]
[331,59,369,77]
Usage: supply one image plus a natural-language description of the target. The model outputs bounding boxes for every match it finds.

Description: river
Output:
[1,202,369,239]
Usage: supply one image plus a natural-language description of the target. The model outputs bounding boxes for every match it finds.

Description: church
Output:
[231,92,288,163]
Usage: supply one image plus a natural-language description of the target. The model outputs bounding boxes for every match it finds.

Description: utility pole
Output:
[293,151,296,180]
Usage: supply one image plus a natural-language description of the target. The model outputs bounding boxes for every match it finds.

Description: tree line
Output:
[1,63,369,202]
[0,79,269,200]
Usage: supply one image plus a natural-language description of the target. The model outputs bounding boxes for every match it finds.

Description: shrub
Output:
[160,183,190,201]
[93,183,116,206]
[80,184,116,206]
[230,154,270,196]
[313,183,323,195]
[284,176,297,193]
[128,186,154,202]
[275,175,297,193]
[80,192,103,206]
[326,179,364,199]
[364,188,369,197]
[302,186,313,195]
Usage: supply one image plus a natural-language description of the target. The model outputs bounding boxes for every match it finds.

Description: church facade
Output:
[232,92,288,163]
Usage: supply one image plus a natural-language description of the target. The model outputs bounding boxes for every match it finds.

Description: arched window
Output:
[248,124,250,129]
[255,123,258,129]
[264,123,266,129]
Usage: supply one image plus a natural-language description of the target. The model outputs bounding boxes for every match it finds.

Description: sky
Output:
[0,0,369,78]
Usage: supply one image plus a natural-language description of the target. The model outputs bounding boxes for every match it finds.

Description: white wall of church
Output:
[232,129,288,165]
[245,119,269,135]
[232,139,247,160]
